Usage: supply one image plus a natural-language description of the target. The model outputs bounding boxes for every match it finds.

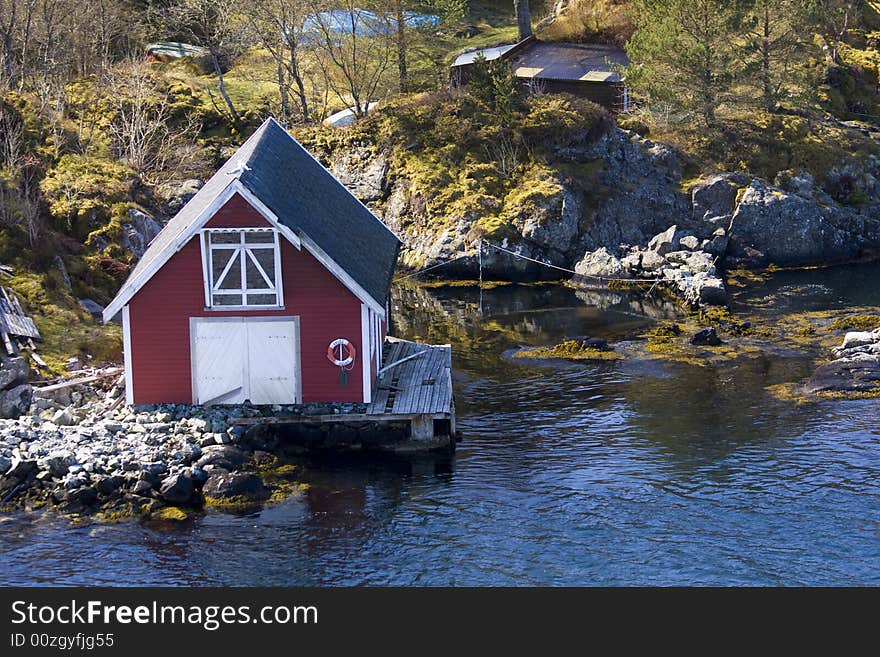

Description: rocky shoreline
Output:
[807,329,880,397]
[0,370,315,520]
[325,127,880,311]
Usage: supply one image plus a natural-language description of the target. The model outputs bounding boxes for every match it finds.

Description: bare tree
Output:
[245,0,311,125]
[306,0,392,117]
[814,0,862,64]
[0,102,42,245]
[161,0,244,123]
[107,59,199,183]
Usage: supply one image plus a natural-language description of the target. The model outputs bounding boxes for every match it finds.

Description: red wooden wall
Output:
[127,193,366,404]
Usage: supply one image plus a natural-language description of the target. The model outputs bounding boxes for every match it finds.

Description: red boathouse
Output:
[103,117,401,406]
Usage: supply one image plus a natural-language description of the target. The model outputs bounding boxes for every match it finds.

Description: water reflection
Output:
[2,265,880,585]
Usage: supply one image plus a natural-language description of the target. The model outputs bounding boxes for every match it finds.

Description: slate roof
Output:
[105,118,400,318]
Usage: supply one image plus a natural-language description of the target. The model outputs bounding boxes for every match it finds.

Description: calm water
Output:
[2,265,879,586]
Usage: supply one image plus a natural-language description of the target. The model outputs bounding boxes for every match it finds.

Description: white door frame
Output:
[190,316,301,405]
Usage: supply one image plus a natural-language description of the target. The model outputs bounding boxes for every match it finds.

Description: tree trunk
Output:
[762,5,773,112]
[211,50,240,123]
[277,60,289,127]
[290,45,309,123]
[1,2,15,89]
[515,0,532,40]
[395,0,407,93]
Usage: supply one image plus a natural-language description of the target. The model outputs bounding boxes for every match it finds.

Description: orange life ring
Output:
[327,338,356,368]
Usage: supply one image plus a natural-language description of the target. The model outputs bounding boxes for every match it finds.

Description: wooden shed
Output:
[103,117,401,407]
[452,37,631,112]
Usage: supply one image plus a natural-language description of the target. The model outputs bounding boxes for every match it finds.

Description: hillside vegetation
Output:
[1,0,879,371]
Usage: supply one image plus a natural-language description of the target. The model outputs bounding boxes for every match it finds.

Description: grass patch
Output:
[830,314,880,331]
[514,339,623,361]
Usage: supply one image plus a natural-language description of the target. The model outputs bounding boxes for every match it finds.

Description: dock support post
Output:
[410,414,435,441]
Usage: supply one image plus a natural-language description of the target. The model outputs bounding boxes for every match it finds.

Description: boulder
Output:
[131,479,155,497]
[679,235,700,251]
[78,299,105,322]
[694,275,728,307]
[806,355,880,394]
[521,185,581,253]
[574,247,628,279]
[121,208,163,259]
[585,337,608,351]
[51,407,76,427]
[196,445,246,471]
[330,147,388,202]
[158,179,204,214]
[639,250,666,272]
[648,225,680,256]
[701,228,729,257]
[0,357,29,390]
[96,475,125,496]
[839,331,880,351]
[202,471,268,500]
[5,456,36,480]
[727,180,862,267]
[42,451,74,478]
[0,456,10,475]
[158,472,196,506]
[691,173,747,222]
[0,384,33,419]
[64,486,98,508]
[691,327,723,346]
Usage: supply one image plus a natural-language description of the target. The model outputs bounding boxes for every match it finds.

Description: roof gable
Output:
[103,118,401,321]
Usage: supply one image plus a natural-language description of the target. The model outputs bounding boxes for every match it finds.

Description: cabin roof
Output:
[104,118,400,320]
[453,40,629,83]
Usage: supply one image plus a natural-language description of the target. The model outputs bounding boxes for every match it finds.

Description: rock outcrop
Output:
[121,208,163,259]
[806,329,880,395]
[321,123,880,307]
[0,358,32,420]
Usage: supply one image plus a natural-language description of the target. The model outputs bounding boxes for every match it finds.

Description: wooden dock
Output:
[231,338,456,449]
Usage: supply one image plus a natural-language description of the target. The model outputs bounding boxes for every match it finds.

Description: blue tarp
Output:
[302,9,439,38]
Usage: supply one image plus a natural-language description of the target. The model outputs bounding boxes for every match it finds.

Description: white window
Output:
[201,228,283,309]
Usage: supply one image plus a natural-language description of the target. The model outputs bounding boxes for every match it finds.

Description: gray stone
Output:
[695,276,728,307]
[574,247,628,278]
[691,173,747,222]
[131,479,154,497]
[42,451,73,478]
[0,384,33,419]
[648,225,680,256]
[78,299,105,321]
[839,331,879,351]
[52,255,72,291]
[159,472,196,506]
[330,147,388,202]
[639,250,667,272]
[521,185,581,254]
[806,355,880,394]
[196,445,246,471]
[65,486,98,507]
[691,327,723,346]
[158,179,204,213]
[121,208,163,259]
[5,456,36,480]
[0,357,29,391]
[51,408,76,427]
[0,456,10,475]
[96,475,125,496]
[727,180,864,267]
[203,471,267,500]
[679,235,700,250]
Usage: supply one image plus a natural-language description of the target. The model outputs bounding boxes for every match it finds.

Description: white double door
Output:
[192,317,300,405]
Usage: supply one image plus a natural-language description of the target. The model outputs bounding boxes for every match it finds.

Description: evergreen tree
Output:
[626,0,742,125]
[739,0,814,112]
